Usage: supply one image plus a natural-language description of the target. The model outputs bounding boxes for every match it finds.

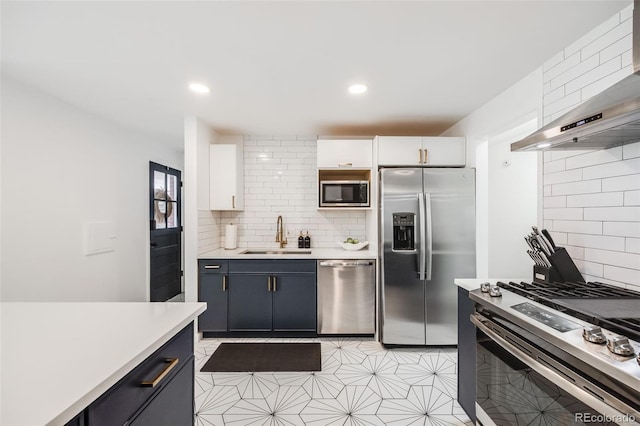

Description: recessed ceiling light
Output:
[188,83,210,94]
[348,84,367,95]
[536,142,551,149]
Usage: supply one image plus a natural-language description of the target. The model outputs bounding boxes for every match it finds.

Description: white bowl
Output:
[337,241,369,251]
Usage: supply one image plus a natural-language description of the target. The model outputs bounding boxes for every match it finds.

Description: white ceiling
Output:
[2,1,631,147]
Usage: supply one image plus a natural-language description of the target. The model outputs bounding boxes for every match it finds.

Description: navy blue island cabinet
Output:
[64,323,195,426]
[198,259,317,337]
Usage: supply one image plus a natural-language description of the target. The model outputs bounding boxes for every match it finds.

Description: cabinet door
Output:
[129,358,194,426]
[228,274,273,331]
[210,144,244,211]
[422,137,465,166]
[272,274,316,331]
[457,287,476,422]
[198,273,228,332]
[377,136,423,166]
[317,139,373,168]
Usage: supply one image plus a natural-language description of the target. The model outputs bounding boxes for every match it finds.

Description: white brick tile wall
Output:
[198,210,221,255]
[218,136,367,249]
[542,4,638,289]
[566,192,623,208]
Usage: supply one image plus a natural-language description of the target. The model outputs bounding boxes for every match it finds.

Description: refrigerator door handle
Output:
[425,192,433,281]
[418,192,426,280]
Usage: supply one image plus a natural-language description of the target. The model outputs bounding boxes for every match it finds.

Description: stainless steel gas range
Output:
[470,281,640,426]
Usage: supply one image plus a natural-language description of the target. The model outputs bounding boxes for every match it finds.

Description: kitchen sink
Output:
[240,249,312,255]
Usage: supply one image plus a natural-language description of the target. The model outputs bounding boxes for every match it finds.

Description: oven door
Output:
[471,311,640,426]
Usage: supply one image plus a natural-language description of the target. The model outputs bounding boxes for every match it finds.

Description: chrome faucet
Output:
[276,215,288,248]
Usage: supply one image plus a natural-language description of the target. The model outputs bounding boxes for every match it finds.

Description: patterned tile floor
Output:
[194,337,473,425]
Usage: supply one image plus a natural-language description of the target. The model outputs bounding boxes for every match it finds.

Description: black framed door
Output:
[149,162,182,302]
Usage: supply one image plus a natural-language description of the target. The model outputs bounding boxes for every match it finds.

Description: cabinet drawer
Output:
[229,259,316,274]
[87,323,193,426]
[199,259,228,274]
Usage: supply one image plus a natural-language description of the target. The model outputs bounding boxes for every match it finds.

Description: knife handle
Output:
[541,229,557,250]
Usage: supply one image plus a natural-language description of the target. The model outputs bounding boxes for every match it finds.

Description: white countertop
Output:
[1,302,206,426]
[454,278,530,292]
[200,246,377,259]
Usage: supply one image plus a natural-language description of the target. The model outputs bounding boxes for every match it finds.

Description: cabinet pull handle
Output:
[338,162,352,167]
[141,358,179,387]
[222,276,227,291]
[418,149,423,164]
[423,148,428,164]
[267,276,272,292]
[272,276,277,292]
[204,265,221,269]
[232,195,235,209]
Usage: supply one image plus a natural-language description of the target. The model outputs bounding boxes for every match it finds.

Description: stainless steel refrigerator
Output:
[380,168,476,345]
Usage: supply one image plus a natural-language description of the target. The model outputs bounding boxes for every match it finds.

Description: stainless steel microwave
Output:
[319,180,369,207]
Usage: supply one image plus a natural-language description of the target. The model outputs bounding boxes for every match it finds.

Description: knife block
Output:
[532,247,585,284]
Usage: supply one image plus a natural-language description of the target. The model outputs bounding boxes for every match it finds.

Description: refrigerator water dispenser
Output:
[392,213,415,251]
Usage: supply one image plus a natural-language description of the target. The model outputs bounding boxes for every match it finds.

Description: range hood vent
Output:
[512,0,640,152]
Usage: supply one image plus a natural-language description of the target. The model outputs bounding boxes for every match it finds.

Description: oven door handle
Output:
[471,313,640,424]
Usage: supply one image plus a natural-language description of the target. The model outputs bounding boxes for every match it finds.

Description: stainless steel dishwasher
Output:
[317,259,375,335]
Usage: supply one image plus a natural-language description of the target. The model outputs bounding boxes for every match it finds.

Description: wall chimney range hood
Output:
[512,0,640,152]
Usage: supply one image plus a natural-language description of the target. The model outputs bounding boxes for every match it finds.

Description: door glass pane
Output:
[155,201,167,229]
[154,171,166,200]
[167,201,177,228]
[167,174,178,202]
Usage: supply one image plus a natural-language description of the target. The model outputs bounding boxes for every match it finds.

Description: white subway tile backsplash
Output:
[603,265,640,286]
[566,192,623,208]
[580,17,631,60]
[565,56,622,96]
[543,88,582,115]
[543,208,583,220]
[602,174,640,192]
[209,136,367,249]
[584,206,640,222]
[600,33,632,63]
[549,150,595,161]
[564,146,622,170]
[543,169,583,185]
[552,220,602,235]
[548,231,567,245]
[573,259,603,277]
[627,238,640,254]
[564,245,585,260]
[543,51,565,73]
[543,158,566,174]
[544,51,581,83]
[544,196,567,208]
[543,86,566,107]
[625,190,640,206]
[620,3,633,22]
[582,157,640,180]
[603,221,640,238]
[623,141,640,159]
[581,66,632,100]
[549,54,600,92]
[544,185,552,196]
[551,179,601,196]
[585,247,640,270]
[567,233,625,251]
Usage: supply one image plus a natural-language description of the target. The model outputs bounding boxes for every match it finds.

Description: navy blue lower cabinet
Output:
[272,274,316,331]
[228,274,273,331]
[198,260,228,332]
[457,287,476,422]
[63,412,84,426]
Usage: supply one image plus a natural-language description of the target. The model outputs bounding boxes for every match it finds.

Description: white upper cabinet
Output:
[317,139,373,168]
[377,136,466,166]
[210,144,244,211]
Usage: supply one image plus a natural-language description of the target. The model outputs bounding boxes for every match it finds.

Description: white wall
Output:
[1,76,183,302]
[540,3,639,291]
[442,69,542,278]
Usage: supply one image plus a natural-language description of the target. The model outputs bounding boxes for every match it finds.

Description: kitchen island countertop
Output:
[200,246,377,260]
[1,301,206,426]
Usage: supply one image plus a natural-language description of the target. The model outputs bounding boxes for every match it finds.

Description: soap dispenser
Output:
[304,231,311,249]
[298,231,304,249]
